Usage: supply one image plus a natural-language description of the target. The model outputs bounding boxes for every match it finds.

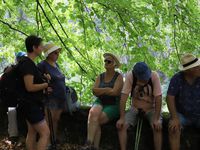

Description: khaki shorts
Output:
[125,108,162,127]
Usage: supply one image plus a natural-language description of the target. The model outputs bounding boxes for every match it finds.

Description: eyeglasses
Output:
[104,59,113,64]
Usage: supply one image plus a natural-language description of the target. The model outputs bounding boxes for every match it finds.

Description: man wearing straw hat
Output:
[167,54,200,150]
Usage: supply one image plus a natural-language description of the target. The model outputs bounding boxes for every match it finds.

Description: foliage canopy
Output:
[0,0,199,104]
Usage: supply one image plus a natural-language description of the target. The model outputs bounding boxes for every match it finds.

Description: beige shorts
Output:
[125,108,162,127]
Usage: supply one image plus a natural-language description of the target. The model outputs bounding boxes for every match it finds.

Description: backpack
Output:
[0,59,25,107]
[65,86,79,114]
[130,70,153,98]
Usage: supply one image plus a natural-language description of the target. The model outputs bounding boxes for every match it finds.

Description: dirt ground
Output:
[0,136,81,150]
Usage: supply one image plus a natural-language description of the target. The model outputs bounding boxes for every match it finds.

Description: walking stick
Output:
[45,80,57,150]
[134,109,144,150]
[47,107,57,150]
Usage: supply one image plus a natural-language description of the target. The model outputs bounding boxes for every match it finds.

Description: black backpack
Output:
[130,70,153,98]
[0,59,25,107]
[65,86,79,114]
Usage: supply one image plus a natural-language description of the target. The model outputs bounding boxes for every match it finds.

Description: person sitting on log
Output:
[82,53,123,150]
[167,53,200,150]
[116,62,162,150]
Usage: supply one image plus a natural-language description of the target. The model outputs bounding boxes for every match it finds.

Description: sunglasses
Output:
[104,59,113,64]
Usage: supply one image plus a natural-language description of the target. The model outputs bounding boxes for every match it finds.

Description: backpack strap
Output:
[148,78,153,96]
[131,70,137,97]
[130,71,154,97]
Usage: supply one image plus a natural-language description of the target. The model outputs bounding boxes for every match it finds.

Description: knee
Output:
[53,115,61,123]
[152,126,162,133]
[44,128,50,139]
[118,124,129,133]
[88,109,101,122]
[168,128,181,137]
[40,127,50,138]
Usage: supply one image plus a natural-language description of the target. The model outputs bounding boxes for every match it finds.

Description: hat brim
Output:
[179,59,200,71]
[103,53,121,68]
[44,46,61,58]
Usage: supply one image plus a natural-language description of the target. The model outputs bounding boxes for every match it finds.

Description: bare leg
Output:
[118,124,129,150]
[50,109,63,140]
[26,121,37,150]
[153,128,162,150]
[93,112,109,149]
[87,105,102,143]
[33,120,50,150]
[169,129,181,150]
[94,125,101,149]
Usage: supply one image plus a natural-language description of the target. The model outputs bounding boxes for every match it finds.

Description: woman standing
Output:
[83,53,123,150]
[38,42,67,144]
[18,35,50,150]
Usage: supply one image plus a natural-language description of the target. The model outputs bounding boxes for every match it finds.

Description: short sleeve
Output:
[151,72,162,97]
[121,71,133,95]
[167,74,180,96]
[19,60,35,77]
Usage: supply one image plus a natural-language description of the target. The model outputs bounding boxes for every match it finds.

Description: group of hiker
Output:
[0,34,199,150]
[83,51,200,150]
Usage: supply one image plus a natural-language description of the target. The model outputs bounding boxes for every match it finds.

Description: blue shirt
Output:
[38,61,67,102]
[167,72,200,118]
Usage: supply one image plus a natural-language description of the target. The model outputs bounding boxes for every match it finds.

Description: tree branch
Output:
[44,0,87,60]
[36,0,87,74]
[36,2,40,35]
[173,14,181,62]
[0,20,28,36]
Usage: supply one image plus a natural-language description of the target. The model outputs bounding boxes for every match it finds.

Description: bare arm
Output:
[104,74,123,96]
[167,95,178,119]
[154,95,162,119]
[116,93,129,129]
[92,76,108,96]
[24,74,48,92]
[92,74,123,96]
[119,93,129,119]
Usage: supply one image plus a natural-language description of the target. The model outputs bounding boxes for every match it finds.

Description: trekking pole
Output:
[134,109,144,150]
[47,107,57,150]
[45,79,57,150]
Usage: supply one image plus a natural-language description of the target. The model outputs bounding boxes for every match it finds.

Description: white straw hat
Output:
[179,54,200,71]
[43,42,61,58]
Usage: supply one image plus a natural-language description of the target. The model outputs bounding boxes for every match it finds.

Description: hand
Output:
[47,86,53,94]
[44,73,51,81]
[169,117,181,132]
[44,83,53,95]
[151,118,162,131]
[116,118,125,129]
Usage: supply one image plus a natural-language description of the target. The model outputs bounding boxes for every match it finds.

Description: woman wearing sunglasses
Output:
[83,53,123,150]
[38,42,67,147]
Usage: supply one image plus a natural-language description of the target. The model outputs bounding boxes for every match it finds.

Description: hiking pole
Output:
[134,117,143,150]
[134,109,144,150]
[47,107,57,150]
[45,79,57,150]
